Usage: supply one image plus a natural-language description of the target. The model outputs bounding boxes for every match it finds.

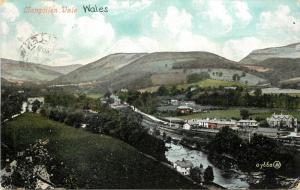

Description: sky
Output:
[1,0,300,65]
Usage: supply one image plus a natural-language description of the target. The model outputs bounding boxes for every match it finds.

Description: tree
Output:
[204,166,214,183]
[241,72,246,77]
[187,72,210,83]
[31,100,41,113]
[157,85,169,96]
[240,109,250,119]
[232,74,240,81]
[208,127,243,155]
[190,167,203,183]
[254,88,262,97]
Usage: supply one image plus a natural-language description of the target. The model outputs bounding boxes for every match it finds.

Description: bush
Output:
[204,166,214,183]
[187,72,210,83]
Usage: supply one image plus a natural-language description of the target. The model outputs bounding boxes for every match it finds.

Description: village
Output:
[2,91,300,189]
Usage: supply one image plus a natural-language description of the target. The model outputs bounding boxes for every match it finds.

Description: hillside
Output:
[2,113,199,189]
[52,53,147,84]
[240,42,300,64]
[252,58,300,85]
[38,64,83,74]
[1,58,62,82]
[53,52,265,90]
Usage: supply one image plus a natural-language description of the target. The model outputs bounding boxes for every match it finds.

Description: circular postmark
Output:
[273,161,281,169]
[19,32,58,63]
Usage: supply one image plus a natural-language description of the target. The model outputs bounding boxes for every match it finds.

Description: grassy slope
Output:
[2,113,199,189]
[177,79,245,89]
[178,108,300,120]
[139,79,245,93]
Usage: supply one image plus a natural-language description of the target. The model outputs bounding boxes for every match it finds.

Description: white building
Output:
[237,120,258,128]
[188,118,237,129]
[188,118,210,128]
[183,123,191,130]
[170,99,179,106]
[174,159,194,176]
[267,114,297,128]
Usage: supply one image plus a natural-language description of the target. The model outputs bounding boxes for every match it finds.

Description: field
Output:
[139,79,245,93]
[85,92,104,99]
[177,79,245,89]
[178,108,300,120]
[2,113,199,189]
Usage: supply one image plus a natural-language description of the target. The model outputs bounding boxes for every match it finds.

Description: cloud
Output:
[16,21,34,42]
[233,1,252,24]
[108,0,152,12]
[0,2,19,37]
[151,12,160,28]
[192,0,205,8]
[207,0,233,33]
[162,6,192,37]
[222,37,276,61]
[1,2,19,22]
[110,36,159,53]
[259,5,300,43]
[148,6,220,54]
[0,21,9,35]
[177,30,220,53]
[63,14,115,49]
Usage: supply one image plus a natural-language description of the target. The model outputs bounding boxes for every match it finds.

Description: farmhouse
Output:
[267,114,297,128]
[173,159,194,176]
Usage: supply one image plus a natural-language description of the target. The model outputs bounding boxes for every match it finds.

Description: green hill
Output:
[2,113,199,189]
[51,52,265,90]
[254,58,300,85]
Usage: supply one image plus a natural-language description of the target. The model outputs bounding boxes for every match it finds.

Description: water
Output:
[165,143,250,189]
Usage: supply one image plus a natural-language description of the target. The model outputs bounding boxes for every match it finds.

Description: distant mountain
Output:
[38,64,83,74]
[52,52,266,90]
[1,58,62,82]
[52,53,147,84]
[240,42,300,64]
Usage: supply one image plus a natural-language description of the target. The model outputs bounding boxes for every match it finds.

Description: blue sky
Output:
[1,0,300,65]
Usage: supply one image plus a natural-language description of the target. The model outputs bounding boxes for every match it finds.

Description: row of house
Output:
[267,114,297,128]
[183,118,258,130]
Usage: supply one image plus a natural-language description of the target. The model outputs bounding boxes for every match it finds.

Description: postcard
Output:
[1,0,300,189]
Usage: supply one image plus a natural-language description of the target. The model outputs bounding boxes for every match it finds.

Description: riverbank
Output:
[165,142,250,189]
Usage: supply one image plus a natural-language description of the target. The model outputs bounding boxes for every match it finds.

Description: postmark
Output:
[19,32,58,63]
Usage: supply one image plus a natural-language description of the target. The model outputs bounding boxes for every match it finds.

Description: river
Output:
[165,143,250,189]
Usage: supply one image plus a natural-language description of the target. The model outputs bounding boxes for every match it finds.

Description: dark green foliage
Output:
[232,74,241,81]
[208,127,243,155]
[192,88,300,109]
[240,109,250,119]
[2,113,199,189]
[1,88,25,121]
[208,127,297,176]
[64,112,84,128]
[204,166,214,183]
[157,85,169,96]
[31,100,41,113]
[190,165,204,183]
[120,90,158,114]
[187,72,210,83]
